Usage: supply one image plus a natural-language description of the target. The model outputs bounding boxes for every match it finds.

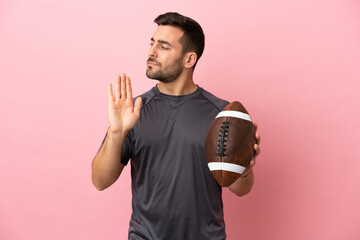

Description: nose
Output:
[148,44,157,58]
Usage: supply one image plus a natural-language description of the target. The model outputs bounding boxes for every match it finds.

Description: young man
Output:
[92,12,261,240]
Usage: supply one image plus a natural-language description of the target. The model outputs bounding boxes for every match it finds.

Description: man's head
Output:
[154,12,205,69]
[146,12,205,83]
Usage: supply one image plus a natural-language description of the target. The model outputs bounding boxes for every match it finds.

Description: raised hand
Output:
[107,73,142,134]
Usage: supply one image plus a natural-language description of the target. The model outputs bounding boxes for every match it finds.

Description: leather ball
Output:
[205,101,256,187]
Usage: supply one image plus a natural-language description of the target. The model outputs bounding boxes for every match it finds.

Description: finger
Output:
[254,144,261,157]
[253,122,260,145]
[134,97,142,116]
[250,159,256,166]
[126,76,133,100]
[108,83,114,102]
[253,122,258,131]
[115,75,121,100]
[255,132,261,145]
[120,73,126,99]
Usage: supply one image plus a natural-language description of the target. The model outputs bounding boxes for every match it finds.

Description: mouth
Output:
[147,58,160,66]
[147,62,158,66]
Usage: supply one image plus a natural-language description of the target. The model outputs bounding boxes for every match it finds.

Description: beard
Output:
[146,56,183,83]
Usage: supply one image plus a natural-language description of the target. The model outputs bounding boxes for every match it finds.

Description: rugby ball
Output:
[205,101,256,187]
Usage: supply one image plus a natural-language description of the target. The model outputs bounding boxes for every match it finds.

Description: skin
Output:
[91,25,261,196]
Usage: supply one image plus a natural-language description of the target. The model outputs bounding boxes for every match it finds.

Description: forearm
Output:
[91,129,126,190]
[228,170,254,197]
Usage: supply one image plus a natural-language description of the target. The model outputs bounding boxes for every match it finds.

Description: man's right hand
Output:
[107,73,142,135]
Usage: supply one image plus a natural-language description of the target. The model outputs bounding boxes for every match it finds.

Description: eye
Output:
[160,45,168,50]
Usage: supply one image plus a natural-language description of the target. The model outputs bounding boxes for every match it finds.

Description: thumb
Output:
[133,97,142,115]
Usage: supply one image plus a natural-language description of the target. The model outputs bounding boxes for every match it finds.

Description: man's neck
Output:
[156,72,198,96]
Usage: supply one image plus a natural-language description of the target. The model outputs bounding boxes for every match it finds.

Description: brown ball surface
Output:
[205,101,256,187]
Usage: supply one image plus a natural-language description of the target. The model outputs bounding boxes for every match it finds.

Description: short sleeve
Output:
[120,130,132,166]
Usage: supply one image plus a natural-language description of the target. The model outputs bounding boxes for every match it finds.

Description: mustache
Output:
[147,58,160,65]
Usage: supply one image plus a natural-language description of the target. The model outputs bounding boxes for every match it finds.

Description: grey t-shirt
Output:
[116,86,228,239]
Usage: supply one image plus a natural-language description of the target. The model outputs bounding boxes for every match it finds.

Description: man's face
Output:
[146,25,185,83]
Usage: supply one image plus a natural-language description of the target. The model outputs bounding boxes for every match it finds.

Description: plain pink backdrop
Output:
[1,0,360,239]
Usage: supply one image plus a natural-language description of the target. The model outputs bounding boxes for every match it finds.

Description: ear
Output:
[183,52,197,69]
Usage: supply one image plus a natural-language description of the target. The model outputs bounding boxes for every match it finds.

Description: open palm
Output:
[108,74,142,134]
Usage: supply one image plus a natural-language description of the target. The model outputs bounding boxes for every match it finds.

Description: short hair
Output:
[154,12,205,69]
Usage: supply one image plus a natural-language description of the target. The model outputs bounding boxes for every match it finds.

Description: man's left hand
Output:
[240,122,261,177]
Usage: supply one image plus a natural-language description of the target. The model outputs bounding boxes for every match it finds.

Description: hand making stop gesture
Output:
[107,74,142,134]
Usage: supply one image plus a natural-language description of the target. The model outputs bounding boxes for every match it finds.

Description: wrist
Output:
[107,128,127,141]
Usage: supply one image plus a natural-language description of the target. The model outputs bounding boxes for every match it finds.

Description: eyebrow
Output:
[151,37,173,47]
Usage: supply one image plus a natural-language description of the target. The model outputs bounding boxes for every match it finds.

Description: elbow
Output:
[93,182,107,191]
[91,174,109,191]
[91,163,110,191]
[91,170,119,191]
[92,179,105,191]
[91,159,123,191]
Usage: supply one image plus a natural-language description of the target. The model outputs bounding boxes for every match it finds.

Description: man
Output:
[92,12,261,240]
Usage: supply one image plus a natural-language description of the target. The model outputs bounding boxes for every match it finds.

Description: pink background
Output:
[1,0,360,239]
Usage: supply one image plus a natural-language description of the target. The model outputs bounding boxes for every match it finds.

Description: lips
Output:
[147,58,160,66]
[147,61,158,66]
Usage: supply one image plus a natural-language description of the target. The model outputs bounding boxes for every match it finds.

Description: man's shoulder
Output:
[134,87,157,109]
[199,87,229,111]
